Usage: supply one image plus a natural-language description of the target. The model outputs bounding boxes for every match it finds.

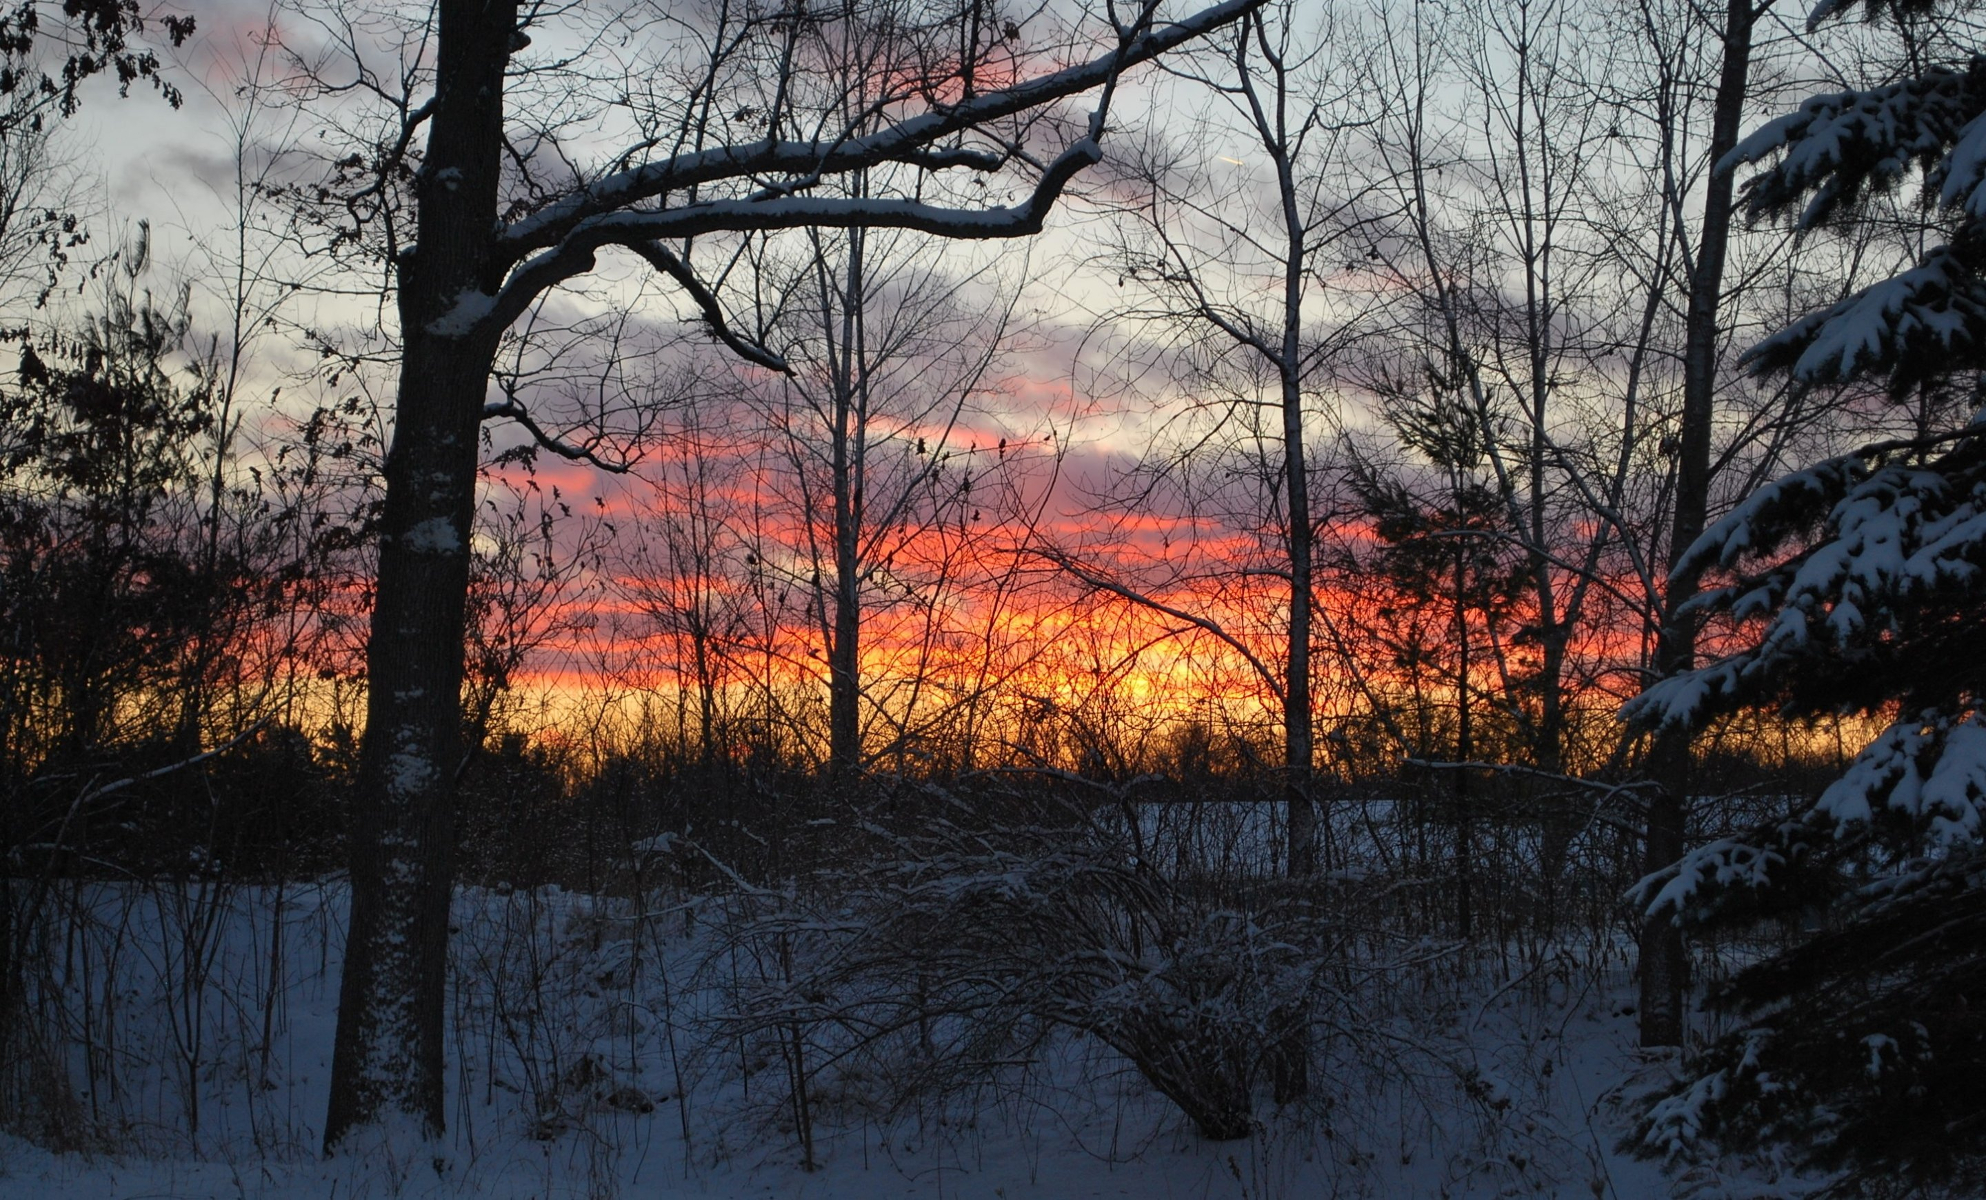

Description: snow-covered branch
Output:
[475,135,1105,341]
[493,0,1267,259]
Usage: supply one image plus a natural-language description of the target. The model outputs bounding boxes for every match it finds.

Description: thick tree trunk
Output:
[306,0,1256,1153]
[1639,0,1756,1051]
[324,0,516,1152]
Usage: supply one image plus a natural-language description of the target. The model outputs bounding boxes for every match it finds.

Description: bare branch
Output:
[624,239,790,373]
[482,397,633,473]
[472,130,1106,341]
[1034,547,1285,702]
[494,0,1268,259]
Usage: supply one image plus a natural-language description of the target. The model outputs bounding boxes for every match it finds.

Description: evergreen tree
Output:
[1625,1,1986,1191]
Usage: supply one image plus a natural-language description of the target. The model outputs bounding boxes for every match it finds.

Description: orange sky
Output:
[482,419,1655,773]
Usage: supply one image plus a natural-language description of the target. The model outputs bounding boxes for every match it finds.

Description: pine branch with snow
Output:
[1625,426,1986,1190]
[1626,2,1986,1190]
[1628,437,1986,732]
[1633,844,1986,1192]
[1725,61,1986,231]
[1722,50,1986,390]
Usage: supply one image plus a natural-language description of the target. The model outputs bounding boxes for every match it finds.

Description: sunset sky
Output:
[60,1,1378,746]
[37,0,1856,775]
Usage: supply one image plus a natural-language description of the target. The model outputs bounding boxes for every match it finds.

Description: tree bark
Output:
[1260,16,1314,1103]
[1454,543,1474,942]
[1282,361,1316,880]
[827,230,867,780]
[1268,56,1316,883]
[1639,0,1757,1051]
[324,0,517,1151]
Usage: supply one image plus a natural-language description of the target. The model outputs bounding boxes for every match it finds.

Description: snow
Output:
[387,749,436,794]
[426,290,497,339]
[1918,713,1986,840]
[1634,836,1790,923]
[1939,113,1986,217]
[492,0,1262,253]
[1815,711,1986,842]
[1749,245,1986,383]
[0,877,1748,1199]
[1624,657,1746,732]
[1632,447,1986,733]
[1721,66,1973,228]
[1804,0,1859,27]
[1674,458,1857,580]
[401,517,462,555]
[1640,1064,1728,1158]
[1860,1034,1896,1080]
[1718,47,1986,390]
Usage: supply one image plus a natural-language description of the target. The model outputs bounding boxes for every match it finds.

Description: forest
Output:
[2,0,1983,1196]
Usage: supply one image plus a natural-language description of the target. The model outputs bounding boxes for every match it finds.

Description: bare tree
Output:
[1073,0,1370,877]
[618,397,754,765]
[743,228,1022,776]
[1633,0,1788,1051]
[272,0,1268,1149]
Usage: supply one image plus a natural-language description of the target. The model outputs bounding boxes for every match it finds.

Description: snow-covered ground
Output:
[0,877,1796,1199]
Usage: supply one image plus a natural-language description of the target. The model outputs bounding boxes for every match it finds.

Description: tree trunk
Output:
[1283,388,1316,880]
[1271,100,1316,883]
[324,0,516,1151]
[1639,0,1756,1051]
[827,229,867,780]
[828,521,860,779]
[1455,544,1474,942]
[1266,55,1314,1102]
